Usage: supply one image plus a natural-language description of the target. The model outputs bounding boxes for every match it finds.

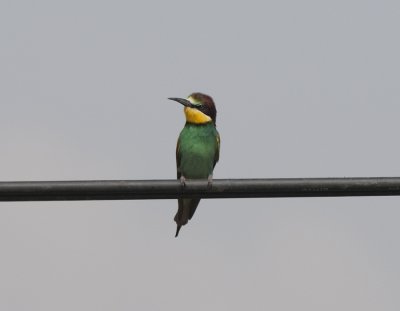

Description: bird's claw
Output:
[207,175,213,190]
[180,176,186,189]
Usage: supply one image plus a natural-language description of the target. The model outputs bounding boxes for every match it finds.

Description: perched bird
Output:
[169,93,220,237]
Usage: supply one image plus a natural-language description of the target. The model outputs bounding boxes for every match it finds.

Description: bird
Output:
[168,93,220,237]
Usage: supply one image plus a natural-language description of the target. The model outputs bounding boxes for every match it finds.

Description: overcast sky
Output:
[1,1,400,310]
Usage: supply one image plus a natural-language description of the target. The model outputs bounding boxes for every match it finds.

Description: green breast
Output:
[177,122,219,179]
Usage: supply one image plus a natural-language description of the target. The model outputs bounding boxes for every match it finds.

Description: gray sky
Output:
[1,0,400,310]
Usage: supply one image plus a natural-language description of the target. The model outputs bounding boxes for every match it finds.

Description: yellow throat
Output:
[184,106,212,124]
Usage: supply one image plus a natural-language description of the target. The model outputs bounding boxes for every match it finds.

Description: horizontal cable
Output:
[0,178,400,202]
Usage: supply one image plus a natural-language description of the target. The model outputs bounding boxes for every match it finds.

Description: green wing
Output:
[176,137,182,179]
[214,132,220,168]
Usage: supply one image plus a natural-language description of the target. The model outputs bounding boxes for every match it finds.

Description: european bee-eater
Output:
[169,93,220,237]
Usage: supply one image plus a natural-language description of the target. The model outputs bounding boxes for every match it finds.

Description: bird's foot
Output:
[207,174,213,190]
[180,176,186,189]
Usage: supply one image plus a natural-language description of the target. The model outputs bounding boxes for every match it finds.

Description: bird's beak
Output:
[168,97,194,108]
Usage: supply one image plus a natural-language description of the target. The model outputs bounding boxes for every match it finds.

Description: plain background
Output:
[1,1,400,310]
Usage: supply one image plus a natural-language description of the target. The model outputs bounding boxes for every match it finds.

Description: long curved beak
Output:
[168,97,193,107]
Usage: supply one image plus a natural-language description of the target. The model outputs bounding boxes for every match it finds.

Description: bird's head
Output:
[169,93,217,125]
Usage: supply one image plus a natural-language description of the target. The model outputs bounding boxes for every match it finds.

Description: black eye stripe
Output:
[198,105,207,113]
[188,93,217,124]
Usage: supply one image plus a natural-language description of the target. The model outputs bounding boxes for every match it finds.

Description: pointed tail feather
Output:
[175,224,182,237]
[174,199,187,237]
[174,199,202,237]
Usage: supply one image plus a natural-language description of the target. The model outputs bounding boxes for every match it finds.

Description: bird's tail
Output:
[174,198,201,237]
[175,224,182,237]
